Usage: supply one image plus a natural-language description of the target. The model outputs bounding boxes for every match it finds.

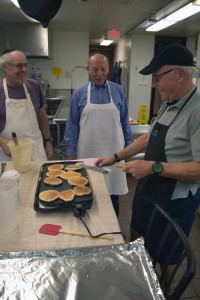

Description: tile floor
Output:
[118,175,200,300]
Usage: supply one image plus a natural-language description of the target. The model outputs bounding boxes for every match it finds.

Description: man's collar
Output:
[167,100,180,106]
[90,80,107,88]
[166,86,196,107]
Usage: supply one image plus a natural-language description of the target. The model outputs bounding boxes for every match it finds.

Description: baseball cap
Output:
[139,43,196,75]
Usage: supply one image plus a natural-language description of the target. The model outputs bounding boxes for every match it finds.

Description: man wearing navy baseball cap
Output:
[140,43,196,75]
[96,43,200,294]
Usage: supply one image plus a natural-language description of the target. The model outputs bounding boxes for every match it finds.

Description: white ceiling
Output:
[1,0,200,45]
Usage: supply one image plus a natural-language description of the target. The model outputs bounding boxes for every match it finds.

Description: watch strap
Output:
[44,138,53,142]
[152,161,163,175]
[114,153,121,163]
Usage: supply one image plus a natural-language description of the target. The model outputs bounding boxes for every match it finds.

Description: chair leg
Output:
[160,264,176,293]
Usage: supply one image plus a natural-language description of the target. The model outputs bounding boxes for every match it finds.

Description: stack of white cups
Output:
[0,170,20,233]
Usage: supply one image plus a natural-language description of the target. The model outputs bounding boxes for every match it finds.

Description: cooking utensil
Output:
[39,224,113,240]
[0,162,6,176]
[12,132,19,145]
[77,163,111,174]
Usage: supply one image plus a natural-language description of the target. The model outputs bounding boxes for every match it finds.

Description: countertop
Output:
[0,160,124,252]
[54,97,70,124]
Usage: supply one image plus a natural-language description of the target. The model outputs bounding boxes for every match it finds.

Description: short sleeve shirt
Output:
[150,87,200,199]
[0,78,45,133]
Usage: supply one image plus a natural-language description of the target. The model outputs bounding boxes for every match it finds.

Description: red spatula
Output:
[39,224,113,240]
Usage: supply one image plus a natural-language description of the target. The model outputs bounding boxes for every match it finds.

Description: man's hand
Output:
[123,160,154,179]
[66,156,76,160]
[45,142,54,160]
[0,138,11,157]
[95,156,116,167]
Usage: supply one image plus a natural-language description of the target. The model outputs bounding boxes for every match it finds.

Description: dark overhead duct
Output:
[17,0,63,28]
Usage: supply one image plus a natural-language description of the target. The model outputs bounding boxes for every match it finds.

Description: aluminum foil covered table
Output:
[0,239,164,299]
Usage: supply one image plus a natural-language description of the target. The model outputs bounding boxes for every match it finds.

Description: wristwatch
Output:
[113,153,121,162]
[152,161,163,175]
[44,138,53,143]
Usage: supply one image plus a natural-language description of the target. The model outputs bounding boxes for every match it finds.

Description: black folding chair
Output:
[144,204,196,300]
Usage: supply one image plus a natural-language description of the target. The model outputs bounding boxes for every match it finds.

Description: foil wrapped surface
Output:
[0,239,164,299]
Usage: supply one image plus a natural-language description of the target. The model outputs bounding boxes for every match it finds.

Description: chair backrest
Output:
[144,204,196,300]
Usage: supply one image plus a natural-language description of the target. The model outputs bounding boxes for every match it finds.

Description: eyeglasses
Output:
[6,62,29,70]
[152,68,177,82]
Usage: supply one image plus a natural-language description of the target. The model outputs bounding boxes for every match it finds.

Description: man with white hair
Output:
[96,44,200,289]
[0,49,54,160]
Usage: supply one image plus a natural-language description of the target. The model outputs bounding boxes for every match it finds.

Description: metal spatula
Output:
[77,163,111,174]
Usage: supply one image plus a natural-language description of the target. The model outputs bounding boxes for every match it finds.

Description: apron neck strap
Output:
[87,81,113,103]
[3,78,30,101]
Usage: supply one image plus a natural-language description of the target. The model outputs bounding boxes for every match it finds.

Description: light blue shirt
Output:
[64,80,132,156]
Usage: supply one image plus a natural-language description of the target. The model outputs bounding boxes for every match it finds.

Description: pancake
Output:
[74,185,91,196]
[39,190,59,202]
[44,177,62,186]
[46,169,62,177]
[65,164,83,171]
[68,176,88,186]
[48,163,64,171]
[59,190,75,201]
[60,170,81,180]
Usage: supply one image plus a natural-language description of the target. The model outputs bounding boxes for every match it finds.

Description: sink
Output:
[46,98,62,116]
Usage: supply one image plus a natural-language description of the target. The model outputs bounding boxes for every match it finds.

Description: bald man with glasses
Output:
[0,49,54,161]
[96,43,200,290]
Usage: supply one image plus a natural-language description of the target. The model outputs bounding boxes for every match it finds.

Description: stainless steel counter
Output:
[128,124,150,160]
[54,97,70,124]
[53,97,70,145]
[130,124,150,139]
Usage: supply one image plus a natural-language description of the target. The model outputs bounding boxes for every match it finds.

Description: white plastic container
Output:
[1,170,20,183]
[0,178,19,233]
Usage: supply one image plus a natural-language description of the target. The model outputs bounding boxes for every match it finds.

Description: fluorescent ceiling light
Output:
[100,39,113,46]
[193,0,200,5]
[10,0,20,8]
[146,20,176,32]
[165,2,200,22]
[146,2,200,32]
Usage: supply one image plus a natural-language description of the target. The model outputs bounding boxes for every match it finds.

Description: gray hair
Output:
[0,50,26,70]
[170,65,197,76]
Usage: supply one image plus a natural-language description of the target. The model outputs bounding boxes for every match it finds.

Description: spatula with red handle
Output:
[39,224,113,240]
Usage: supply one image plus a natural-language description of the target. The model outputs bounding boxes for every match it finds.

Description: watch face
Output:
[153,162,163,174]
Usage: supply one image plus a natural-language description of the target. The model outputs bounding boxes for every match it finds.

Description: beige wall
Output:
[28,31,89,91]
[128,34,155,121]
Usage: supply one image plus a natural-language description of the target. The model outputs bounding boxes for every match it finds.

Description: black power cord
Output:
[72,203,126,240]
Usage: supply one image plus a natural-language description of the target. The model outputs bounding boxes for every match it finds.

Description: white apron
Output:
[0,78,47,161]
[77,81,128,195]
